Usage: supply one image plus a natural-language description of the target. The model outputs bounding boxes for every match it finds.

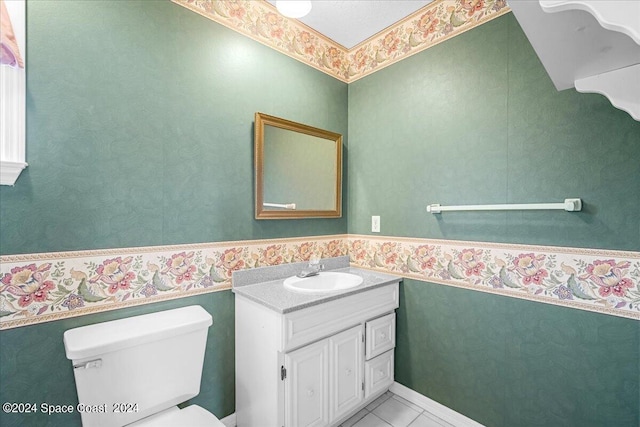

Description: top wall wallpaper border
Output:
[172,0,511,83]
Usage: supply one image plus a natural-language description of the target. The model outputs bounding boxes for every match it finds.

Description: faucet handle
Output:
[308,257,324,271]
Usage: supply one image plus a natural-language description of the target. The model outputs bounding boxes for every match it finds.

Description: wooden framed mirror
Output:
[255,112,342,219]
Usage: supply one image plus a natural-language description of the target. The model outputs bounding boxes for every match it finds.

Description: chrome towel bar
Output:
[427,198,582,214]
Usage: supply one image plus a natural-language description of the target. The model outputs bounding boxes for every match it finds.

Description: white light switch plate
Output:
[371,216,380,233]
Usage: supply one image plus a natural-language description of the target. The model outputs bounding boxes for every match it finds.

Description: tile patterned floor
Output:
[340,392,454,427]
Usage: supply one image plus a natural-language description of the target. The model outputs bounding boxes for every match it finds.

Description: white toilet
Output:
[63,305,225,427]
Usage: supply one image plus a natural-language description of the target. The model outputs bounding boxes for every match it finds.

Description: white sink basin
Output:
[283,272,364,294]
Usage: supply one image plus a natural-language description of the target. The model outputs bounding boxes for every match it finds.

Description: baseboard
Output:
[389,382,485,427]
[220,412,236,427]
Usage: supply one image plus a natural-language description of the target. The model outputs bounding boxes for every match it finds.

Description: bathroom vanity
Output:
[233,259,400,427]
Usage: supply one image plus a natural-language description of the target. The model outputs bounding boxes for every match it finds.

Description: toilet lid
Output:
[129,405,224,427]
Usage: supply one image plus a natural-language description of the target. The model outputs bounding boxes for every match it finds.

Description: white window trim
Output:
[1,0,27,186]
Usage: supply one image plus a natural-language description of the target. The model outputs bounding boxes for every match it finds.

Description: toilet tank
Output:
[63,305,212,427]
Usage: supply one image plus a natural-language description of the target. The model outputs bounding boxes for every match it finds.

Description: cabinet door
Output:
[285,339,330,427]
[329,325,364,423]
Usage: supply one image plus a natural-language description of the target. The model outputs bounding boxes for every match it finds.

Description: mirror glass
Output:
[255,112,342,219]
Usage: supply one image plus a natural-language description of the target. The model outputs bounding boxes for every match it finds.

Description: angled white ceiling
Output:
[267,0,433,48]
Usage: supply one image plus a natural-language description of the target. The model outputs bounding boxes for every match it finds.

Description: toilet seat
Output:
[128,405,225,427]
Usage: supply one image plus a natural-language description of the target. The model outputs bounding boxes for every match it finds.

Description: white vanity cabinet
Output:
[235,281,399,427]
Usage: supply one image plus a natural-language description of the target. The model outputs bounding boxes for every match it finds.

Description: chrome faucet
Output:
[297,258,325,278]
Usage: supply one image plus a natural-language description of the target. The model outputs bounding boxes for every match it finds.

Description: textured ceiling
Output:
[267,0,433,48]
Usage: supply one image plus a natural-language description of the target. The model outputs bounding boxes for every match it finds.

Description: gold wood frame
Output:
[255,112,342,219]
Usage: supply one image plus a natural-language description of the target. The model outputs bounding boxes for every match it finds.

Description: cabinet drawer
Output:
[365,313,395,360]
[364,350,394,399]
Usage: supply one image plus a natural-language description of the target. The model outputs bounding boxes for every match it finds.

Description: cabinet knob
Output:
[380,333,387,340]
[307,389,315,397]
[345,368,352,376]
[377,370,384,378]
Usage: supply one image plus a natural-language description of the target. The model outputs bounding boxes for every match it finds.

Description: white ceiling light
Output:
[276,1,312,18]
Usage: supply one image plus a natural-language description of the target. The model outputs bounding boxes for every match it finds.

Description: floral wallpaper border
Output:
[0,235,348,330]
[171,0,511,83]
[349,235,640,321]
[2,234,638,329]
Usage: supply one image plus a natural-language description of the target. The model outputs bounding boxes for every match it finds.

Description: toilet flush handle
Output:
[73,359,102,369]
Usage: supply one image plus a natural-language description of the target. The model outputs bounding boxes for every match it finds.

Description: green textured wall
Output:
[348,20,639,252]
[0,0,348,256]
[396,280,639,427]
[0,1,346,426]
[348,13,639,427]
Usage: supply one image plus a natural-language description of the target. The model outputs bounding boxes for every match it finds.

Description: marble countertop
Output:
[232,266,401,314]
